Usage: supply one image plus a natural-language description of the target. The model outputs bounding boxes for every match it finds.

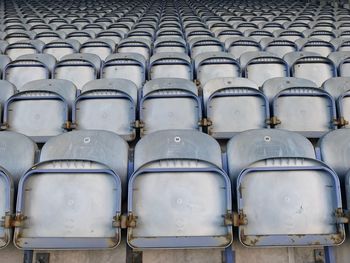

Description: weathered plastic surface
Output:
[240,51,288,86]
[202,78,269,138]
[262,77,317,103]
[4,54,54,90]
[149,52,193,80]
[74,79,138,141]
[227,129,315,182]
[129,130,232,249]
[272,87,336,138]
[237,157,345,247]
[54,53,100,89]
[195,52,240,86]
[140,78,201,135]
[318,129,350,179]
[0,131,38,184]
[102,53,146,89]
[40,130,129,193]
[14,160,122,249]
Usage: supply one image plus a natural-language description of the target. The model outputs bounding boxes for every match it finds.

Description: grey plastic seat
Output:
[127,28,154,42]
[274,29,304,42]
[303,29,336,42]
[338,57,350,77]
[66,30,96,44]
[4,31,34,44]
[202,78,269,138]
[156,28,184,39]
[0,41,8,54]
[102,53,146,89]
[215,28,242,41]
[34,31,65,44]
[140,78,201,136]
[286,21,310,32]
[42,39,80,61]
[0,131,37,249]
[328,51,350,71]
[0,56,11,79]
[0,80,15,107]
[189,37,224,58]
[319,129,350,182]
[54,54,101,90]
[14,130,128,249]
[227,129,315,181]
[4,54,56,91]
[185,29,215,42]
[262,77,318,103]
[96,29,125,44]
[240,51,289,87]
[148,53,193,80]
[117,38,152,61]
[5,40,44,61]
[79,39,115,60]
[322,77,350,99]
[153,37,188,54]
[270,87,336,138]
[194,52,240,87]
[227,129,344,247]
[260,21,284,33]
[285,51,337,86]
[2,79,75,142]
[261,38,298,58]
[245,29,274,41]
[225,37,261,59]
[73,79,137,141]
[128,129,232,249]
[297,38,335,57]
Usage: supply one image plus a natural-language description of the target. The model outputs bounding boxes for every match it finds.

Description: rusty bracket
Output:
[131,120,144,129]
[62,121,76,130]
[0,213,26,228]
[266,116,281,127]
[0,122,9,131]
[333,117,349,128]
[113,213,137,229]
[335,208,350,224]
[198,118,213,127]
[223,211,247,227]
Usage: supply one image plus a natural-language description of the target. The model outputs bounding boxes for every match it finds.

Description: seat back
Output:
[140,78,201,135]
[74,79,137,141]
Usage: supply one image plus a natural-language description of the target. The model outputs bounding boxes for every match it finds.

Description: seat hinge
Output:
[333,117,349,128]
[113,213,137,229]
[0,122,9,131]
[223,211,247,227]
[131,120,144,129]
[62,121,76,130]
[266,116,281,127]
[194,79,201,87]
[198,118,212,127]
[0,213,26,228]
[335,208,350,224]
